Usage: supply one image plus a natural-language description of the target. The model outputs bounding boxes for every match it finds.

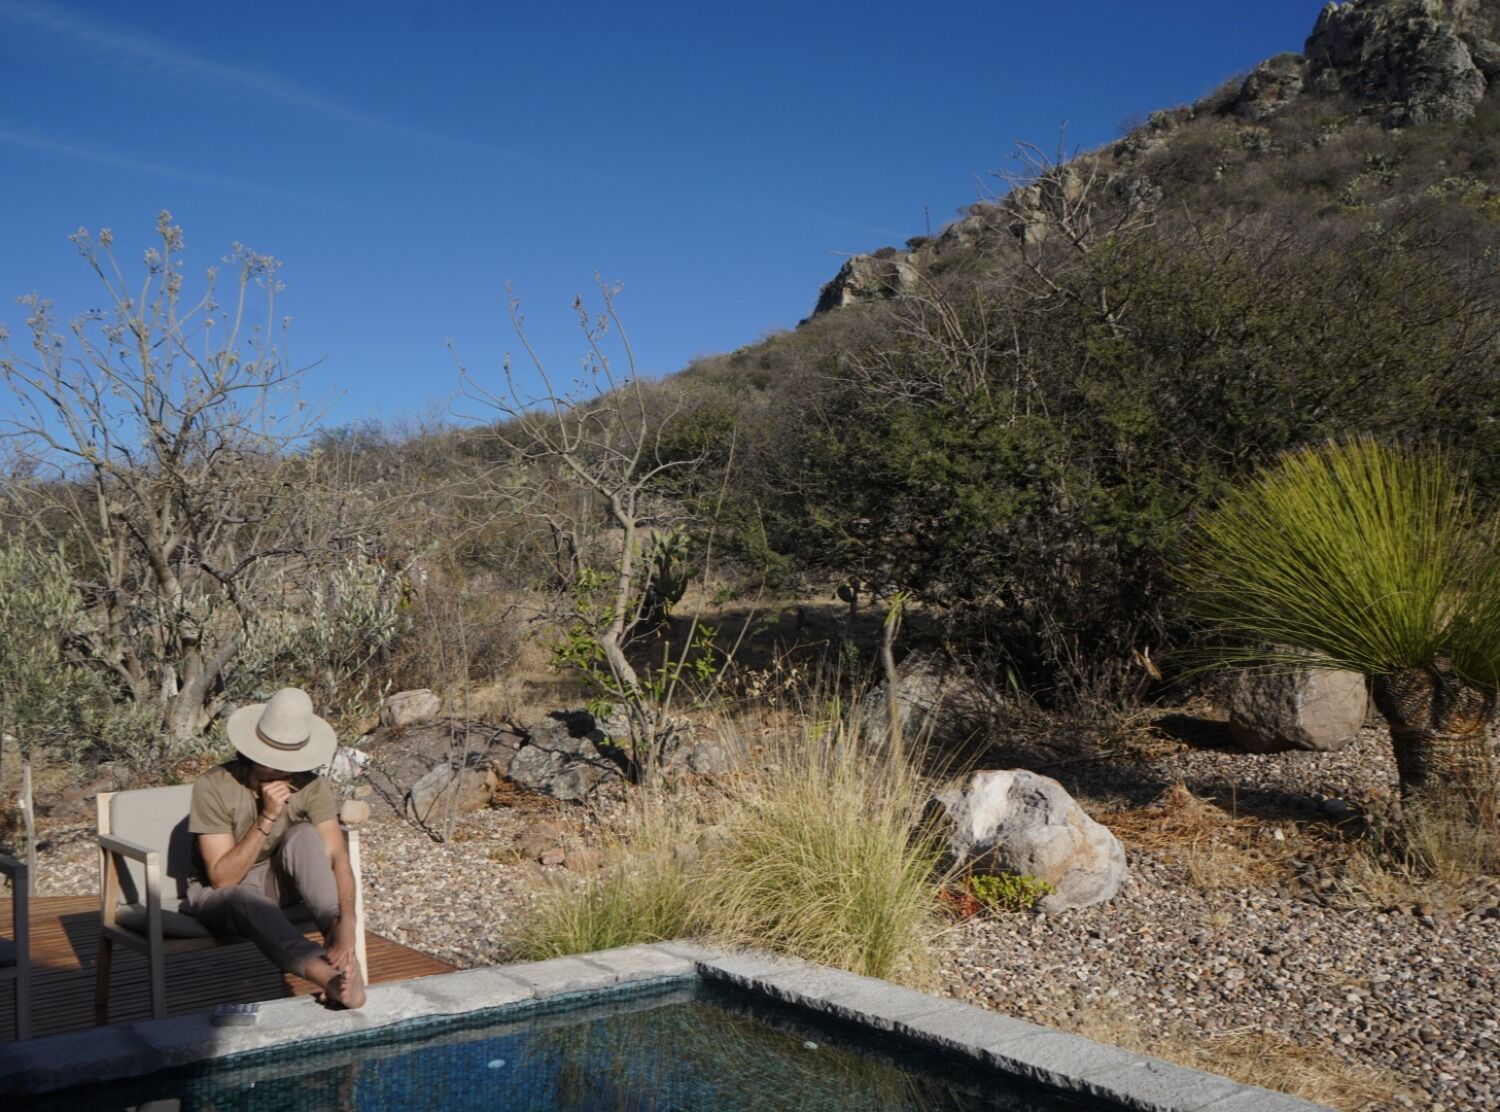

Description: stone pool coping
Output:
[0,942,1328,1111]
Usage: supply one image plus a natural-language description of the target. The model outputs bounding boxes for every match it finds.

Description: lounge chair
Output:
[0,853,29,1039]
[94,785,367,1021]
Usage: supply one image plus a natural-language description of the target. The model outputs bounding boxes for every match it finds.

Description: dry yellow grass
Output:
[1065,1002,1409,1111]
[512,698,945,985]
[1098,782,1302,891]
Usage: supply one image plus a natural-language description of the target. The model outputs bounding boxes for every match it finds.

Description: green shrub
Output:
[964,872,1054,913]
[0,537,99,767]
[1180,438,1500,682]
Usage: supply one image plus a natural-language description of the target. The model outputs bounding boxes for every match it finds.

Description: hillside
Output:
[659,0,1500,703]
[814,0,1500,314]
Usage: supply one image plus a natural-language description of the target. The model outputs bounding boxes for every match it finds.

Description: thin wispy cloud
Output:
[0,0,507,158]
[0,126,369,216]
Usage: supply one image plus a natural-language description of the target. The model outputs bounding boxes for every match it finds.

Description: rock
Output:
[927,769,1127,911]
[380,688,443,728]
[327,745,371,783]
[1304,0,1489,126]
[812,252,920,314]
[538,847,566,867]
[339,798,372,825]
[859,653,991,749]
[404,759,498,825]
[1227,664,1368,753]
[362,721,522,815]
[1465,34,1500,79]
[683,742,733,777]
[507,711,626,801]
[564,848,602,871]
[1232,53,1307,121]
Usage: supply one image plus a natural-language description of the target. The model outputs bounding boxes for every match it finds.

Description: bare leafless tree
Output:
[455,281,706,766]
[0,213,341,747]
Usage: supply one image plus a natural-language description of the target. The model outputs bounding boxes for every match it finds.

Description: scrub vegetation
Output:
[8,11,1500,1107]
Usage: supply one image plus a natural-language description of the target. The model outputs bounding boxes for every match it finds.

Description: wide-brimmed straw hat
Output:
[226,687,337,773]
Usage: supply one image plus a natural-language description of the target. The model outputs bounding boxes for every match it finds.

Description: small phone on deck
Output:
[211,1001,261,1027]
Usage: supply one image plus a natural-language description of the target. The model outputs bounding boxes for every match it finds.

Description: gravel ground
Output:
[25,721,1499,1111]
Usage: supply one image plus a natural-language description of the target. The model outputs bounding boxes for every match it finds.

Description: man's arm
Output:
[318,818,360,979]
[198,781,292,889]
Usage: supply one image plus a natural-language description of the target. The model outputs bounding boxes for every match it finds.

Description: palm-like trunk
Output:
[1372,665,1497,815]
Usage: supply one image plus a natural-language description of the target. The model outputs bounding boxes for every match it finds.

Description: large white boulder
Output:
[928,769,1127,912]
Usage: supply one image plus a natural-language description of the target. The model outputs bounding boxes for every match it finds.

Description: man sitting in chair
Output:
[188,687,366,1008]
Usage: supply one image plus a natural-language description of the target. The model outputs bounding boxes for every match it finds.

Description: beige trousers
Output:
[188,821,339,977]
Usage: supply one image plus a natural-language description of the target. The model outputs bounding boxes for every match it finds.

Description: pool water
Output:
[33,981,1105,1111]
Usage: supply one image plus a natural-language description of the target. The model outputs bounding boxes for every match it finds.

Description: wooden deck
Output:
[0,894,456,1042]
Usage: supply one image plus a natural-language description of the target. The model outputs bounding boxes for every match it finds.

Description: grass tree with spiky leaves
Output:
[1181,438,1500,818]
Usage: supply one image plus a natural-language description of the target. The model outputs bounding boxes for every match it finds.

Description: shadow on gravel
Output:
[1151,713,1237,750]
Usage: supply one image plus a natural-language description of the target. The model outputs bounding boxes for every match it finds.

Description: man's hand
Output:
[258,780,292,823]
[326,917,358,980]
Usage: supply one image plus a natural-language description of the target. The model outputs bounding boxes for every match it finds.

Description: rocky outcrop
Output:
[806,1,1500,317]
[1232,54,1309,121]
[1227,665,1369,753]
[927,769,1127,912]
[813,251,921,313]
[1305,0,1492,125]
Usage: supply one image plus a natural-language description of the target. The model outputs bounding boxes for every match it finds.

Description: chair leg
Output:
[94,935,114,1025]
[148,933,167,1019]
[15,962,29,1041]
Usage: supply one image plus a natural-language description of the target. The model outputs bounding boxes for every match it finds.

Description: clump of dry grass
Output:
[1331,796,1498,912]
[1099,782,1301,891]
[1067,1002,1408,1111]
[512,700,945,984]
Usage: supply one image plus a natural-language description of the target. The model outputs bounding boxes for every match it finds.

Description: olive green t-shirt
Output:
[188,759,337,882]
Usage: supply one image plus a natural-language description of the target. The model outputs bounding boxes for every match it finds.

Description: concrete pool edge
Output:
[0,943,1329,1111]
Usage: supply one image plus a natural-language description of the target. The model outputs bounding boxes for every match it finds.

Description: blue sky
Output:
[1,1,1326,430]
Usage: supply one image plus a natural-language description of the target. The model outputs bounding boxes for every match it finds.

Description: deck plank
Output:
[0,893,456,1042]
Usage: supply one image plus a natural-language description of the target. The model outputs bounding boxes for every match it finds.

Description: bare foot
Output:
[324,968,367,1009]
[305,956,367,1009]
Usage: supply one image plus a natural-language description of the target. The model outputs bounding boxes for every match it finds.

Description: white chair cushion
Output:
[109,784,196,908]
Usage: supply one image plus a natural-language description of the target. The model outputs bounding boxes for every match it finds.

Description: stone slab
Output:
[574,943,699,984]
[494,954,620,998]
[1082,1060,1251,1112]
[398,967,536,1013]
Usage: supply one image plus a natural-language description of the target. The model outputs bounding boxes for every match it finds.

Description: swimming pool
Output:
[26,980,1100,1111]
[0,944,1325,1111]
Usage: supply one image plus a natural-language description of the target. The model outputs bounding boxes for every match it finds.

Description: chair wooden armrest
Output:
[98,834,156,862]
[97,833,162,936]
[338,801,369,978]
[1,852,30,1039]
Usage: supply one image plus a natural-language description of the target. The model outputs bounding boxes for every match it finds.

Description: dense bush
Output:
[668,192,1500,703]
